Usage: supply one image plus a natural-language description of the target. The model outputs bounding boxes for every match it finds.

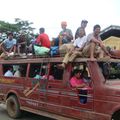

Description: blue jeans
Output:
[79,90,87,104]
[54,37,69,46]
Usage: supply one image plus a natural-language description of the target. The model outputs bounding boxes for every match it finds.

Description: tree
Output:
[0,19,36,45]
[0,18,35,34]
[0,21,18,32]
[14,18,35,34]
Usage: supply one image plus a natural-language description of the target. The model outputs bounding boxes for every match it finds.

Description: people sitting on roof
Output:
[82,24,111,61]
[0,32,16,58]
[35,27,50,48]
[51,21,73,56]
[52,21,73,47]
[17,33,26,56]
[28,34,37,54]
[75,20,88,39]
[33,28,50,56]
[58,27,87,68]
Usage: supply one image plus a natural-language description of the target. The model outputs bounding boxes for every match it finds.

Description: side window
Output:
[50,63,64,80]
[70,62,92,104]
[3,64,27,77]
[70,62,91,84]
[29,63,48,79]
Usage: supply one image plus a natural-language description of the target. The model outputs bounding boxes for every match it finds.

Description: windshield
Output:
[98,62,120,81]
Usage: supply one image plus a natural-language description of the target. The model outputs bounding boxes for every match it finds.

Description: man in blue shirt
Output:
[0,32,16,58]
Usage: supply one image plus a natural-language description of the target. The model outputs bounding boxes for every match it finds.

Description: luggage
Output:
[50,46,59,56]
[34,45,50,56]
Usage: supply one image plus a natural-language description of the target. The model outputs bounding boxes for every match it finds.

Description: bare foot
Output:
[57,63,65,69]
[90,57,96,61]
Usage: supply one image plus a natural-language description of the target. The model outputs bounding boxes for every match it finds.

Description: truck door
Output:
[61,62,94,119]
[23,63,47,110]
[45,63,64,114]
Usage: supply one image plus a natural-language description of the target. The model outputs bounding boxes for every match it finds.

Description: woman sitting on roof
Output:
[59,27,87,68]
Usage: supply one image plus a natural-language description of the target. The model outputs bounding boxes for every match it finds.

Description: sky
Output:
[0,0,120,39]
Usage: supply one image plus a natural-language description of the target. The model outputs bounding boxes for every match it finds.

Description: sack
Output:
[50,46,59,56]
[34,45,50,56]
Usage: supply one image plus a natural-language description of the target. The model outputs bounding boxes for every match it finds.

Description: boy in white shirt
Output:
[59,27,87,68]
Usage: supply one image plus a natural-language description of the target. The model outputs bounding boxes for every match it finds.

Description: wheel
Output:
[6,95,21,118]
[112,111,120,120]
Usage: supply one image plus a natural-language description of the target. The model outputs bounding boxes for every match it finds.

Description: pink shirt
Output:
[70,76,85,87]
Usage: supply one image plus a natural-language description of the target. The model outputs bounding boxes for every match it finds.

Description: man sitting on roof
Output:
[75,20,88,39]
[59,27,87,68]
[51,21,73,56]
[35,27,50,49]
[52,21,73,47]
[82,25,111,61]
[17,34,26,56]
[33,28,50,56]
[0,32,16,58]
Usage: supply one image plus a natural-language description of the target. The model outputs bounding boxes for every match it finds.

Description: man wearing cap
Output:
[75,20,88,39]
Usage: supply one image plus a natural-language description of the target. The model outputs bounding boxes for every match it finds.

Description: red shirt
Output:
[36,33,50,48]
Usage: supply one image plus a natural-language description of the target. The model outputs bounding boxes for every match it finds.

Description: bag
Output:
[50,46,59,56]
[34,45,50,56]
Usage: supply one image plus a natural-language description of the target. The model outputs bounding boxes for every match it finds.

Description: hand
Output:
[75,48,82,51]
[69,48,74,54]
[62,32,67,36]
[63,32,69,37]
[58,35,63,39]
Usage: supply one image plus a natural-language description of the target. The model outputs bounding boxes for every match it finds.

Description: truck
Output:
[0,56,120,120]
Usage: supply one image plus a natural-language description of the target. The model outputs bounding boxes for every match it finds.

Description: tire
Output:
[112,111,120,120]
[6,95,21,118]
